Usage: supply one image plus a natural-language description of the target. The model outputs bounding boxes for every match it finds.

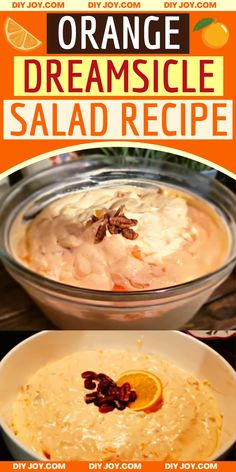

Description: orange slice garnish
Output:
[5,17,42,51]
[117,370,163,413]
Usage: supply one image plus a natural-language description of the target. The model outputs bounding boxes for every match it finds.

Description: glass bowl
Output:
[0,155,235,329]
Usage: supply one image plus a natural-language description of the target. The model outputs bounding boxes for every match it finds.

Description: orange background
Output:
[0,10,235,175]
[0,463,236,472]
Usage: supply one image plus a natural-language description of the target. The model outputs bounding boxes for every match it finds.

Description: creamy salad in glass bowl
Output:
[0,156,235,329]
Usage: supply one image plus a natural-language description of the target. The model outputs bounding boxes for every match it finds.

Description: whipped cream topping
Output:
[6,349,222,461]
[11,185,230,290]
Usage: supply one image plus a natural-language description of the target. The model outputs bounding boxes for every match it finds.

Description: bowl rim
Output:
[0,159,236,302]
[0,330,236,461]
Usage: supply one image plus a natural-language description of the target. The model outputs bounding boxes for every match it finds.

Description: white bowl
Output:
[0,331,235,461]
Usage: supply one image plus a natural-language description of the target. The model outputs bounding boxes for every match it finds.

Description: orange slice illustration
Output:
[5,17,42,51]
[117,370,163,413]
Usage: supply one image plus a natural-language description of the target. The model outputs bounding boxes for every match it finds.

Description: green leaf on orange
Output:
[193,18,215,31]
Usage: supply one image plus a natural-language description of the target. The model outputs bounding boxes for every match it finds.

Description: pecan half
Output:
[99,403,115,413]
[85,392,99,404]
[129,390,137,402]
[122,228,138,240]
[109,216,138,228]
[94,223,107,243]
[81,371,97,379]
[87,206,139,243]
[120,382,131,402]
[84,378,97,390]
[114,205,125,217]
[108,224,120,235]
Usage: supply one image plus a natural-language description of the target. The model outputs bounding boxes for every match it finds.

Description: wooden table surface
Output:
[0,262,235,330]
